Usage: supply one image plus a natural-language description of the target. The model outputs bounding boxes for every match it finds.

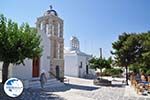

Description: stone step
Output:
[29,80,61,86]
[28,79,57,86]
[28,78,65,89]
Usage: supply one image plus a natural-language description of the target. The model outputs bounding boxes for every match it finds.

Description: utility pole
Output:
[99,48,102,79]
[100,48,102,59]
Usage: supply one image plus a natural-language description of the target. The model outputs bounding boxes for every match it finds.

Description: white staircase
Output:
[25,78,65,89]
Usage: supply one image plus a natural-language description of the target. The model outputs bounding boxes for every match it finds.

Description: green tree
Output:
[111,33,135,85]
[89,57,111,78]
[140,32,150,69]
[0,14,42,84]
[111,32,150,85]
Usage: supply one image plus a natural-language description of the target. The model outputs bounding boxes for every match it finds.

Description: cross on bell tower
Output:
[49,5,53,10]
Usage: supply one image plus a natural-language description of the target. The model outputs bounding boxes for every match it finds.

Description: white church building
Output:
[0,6,64,82]
[64,36,95,78]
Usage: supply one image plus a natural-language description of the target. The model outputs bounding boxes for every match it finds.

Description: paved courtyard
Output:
[0,76,150,100]
[53,76,150,100]
[0,84,66,100]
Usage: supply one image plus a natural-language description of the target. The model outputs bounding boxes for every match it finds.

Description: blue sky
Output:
[0,0,150,58]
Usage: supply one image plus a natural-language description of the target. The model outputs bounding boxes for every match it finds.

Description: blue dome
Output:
[46,9,58,16]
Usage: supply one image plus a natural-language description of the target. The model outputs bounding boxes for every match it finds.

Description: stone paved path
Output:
[0,84,66,100]
[53,76,150,100]
[0,76,150,100]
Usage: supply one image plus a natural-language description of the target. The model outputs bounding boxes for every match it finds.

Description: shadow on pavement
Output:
[111,84,126,88]
[0,83,66,100]
[66,83,100,91]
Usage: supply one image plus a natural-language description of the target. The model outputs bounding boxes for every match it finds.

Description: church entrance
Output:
[56,66,60,79]
[32,58,40,77]
[86,65,89,74]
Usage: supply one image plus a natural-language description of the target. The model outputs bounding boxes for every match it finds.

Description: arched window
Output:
[46,24,49,35]
[53,40,57,58]
[52,25,54,35]
[40,22,43,30]
[57,43,60,59]
[60,45,63,59]
[57,22,61,37]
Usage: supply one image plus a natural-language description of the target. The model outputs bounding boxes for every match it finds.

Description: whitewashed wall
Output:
[78,55,87,77]
[64,53,90,78]
[64,54,78,77]
[0,61,32,80]
[10,59,32,80]
[0,61,32,81]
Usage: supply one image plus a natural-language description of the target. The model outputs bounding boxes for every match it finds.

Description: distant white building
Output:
[64,36,94,78]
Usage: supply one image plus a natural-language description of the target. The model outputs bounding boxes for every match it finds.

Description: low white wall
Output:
[10,59,32,80]
[0,61,32,81]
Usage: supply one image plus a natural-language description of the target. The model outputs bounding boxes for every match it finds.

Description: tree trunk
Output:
[125,65,129,85]
[2,62,9,84]
[100,69,102,79]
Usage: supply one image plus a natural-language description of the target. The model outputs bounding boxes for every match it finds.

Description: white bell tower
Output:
[70,36,80,50]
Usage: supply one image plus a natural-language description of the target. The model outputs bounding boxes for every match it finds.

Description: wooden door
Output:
[32,58,40,77]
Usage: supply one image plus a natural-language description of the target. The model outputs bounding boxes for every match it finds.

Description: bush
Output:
[139,67,147,73]
[103,68,123,77]
[94,78,111,86]
[102,68,111,76]
[129,66,139,73]
[146,70,150,76]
